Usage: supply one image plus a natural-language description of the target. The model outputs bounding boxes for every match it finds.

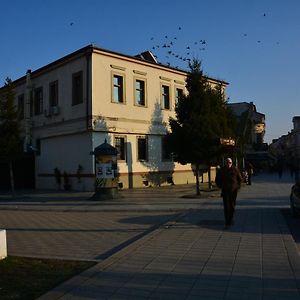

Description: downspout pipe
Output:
[24,69,32,152]
[86,46,92,130]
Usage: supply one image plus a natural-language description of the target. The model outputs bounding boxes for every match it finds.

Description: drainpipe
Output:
[86,47,92,130]
[24,69,32,152]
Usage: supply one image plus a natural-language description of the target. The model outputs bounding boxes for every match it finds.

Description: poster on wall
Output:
[96,163,114,179]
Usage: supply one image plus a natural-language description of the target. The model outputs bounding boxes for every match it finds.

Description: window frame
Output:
[160,83,171,110]
[34,87,43,115]
[49,80,59,107]
[137,136,148,162]
[111,72,126,104]
[174,86,184,108]
[114,135,127,161]
[134,77,147,107]
[72,71,83,106]
[161,135,172,161]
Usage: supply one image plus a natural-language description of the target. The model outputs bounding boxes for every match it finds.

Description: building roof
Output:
[228,101,265,119]
[2,44,228,88]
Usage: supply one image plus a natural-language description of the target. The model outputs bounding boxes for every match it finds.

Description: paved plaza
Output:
[1,172,300,299]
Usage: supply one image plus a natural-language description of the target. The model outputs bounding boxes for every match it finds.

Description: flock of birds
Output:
[147,26,206,69]
[69,12,280,70]
[145,12,280,70]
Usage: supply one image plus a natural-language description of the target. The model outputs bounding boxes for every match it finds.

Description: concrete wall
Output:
[91,50,195,187]
[36,132,94,191]
[15,56,88,135]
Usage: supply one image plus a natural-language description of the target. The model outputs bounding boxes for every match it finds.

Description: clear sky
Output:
[1,0,299,143]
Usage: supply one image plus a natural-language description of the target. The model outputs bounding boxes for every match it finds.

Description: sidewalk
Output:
[36,173,300,300]
[0,183,220,212]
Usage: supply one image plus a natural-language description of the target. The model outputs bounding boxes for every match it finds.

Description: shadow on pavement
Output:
[281,208,300,244]
[45,270,299,300]
[119,214,180,225]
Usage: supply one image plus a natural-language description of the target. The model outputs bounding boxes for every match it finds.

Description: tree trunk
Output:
[9,161,15,199]
[195,163,201,196]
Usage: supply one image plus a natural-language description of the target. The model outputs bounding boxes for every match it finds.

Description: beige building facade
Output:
[10,45,227,191]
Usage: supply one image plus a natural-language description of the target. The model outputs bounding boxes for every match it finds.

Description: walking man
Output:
[216,158,243,227]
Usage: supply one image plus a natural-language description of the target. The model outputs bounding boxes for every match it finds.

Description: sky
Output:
[1,0,299,144]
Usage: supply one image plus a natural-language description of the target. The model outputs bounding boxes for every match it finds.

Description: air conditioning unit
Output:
[51,106,60,115]
[44,109,51,117]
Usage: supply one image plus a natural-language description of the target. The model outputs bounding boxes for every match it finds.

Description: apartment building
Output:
[8,45,227,191]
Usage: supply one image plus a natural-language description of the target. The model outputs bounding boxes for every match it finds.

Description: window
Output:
[49,80,58,107]
[72,71,83,105]
[115,136,126,160]
[135,79,145,106]
[17,94,24,120]
[34,87,43,115]
[161,85,170,109]
[175,87,183,106]
[137,136,148,161]
[112,74,124,103]
[162,136,172,161]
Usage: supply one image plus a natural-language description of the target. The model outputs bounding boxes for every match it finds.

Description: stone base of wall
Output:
[118,168,217,189]
[37,168,217,191]
[0,229,7,260]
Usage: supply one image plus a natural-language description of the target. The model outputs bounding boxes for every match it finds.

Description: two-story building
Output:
[4,44,228,191]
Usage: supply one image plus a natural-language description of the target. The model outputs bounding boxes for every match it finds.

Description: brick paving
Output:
[1,172,300,299]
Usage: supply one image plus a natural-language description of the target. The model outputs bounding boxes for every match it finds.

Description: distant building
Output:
[227,101,269,169]
[0,44,228,191]
[228,101,266,145]
[270,116,300,174]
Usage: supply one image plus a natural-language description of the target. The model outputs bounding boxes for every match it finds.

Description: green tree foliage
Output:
[0,78,22,194]
[167,59,234,194]
[0,78,22,160]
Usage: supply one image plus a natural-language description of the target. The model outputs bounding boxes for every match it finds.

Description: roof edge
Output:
[2,44,228,87]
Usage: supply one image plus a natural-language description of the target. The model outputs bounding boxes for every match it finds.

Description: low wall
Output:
[0,229,7,259]
[118,167,217,189]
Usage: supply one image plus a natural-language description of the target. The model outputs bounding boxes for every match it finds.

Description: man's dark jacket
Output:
[215,166,242,192]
